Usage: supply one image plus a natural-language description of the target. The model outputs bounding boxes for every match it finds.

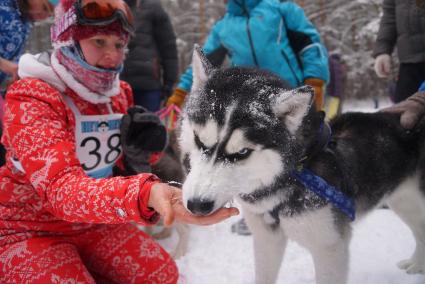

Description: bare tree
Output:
[300,0,393,99]
[26,1,390,100]
[161,0,226,74]
[25,19,54,54]
[162,0,391,100]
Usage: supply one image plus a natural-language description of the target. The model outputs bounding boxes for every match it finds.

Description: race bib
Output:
[75,114,123,178]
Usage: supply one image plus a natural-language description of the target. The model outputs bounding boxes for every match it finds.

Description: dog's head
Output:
[180,46,318,216]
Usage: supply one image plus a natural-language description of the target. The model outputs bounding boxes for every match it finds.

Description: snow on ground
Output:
[160,209,425,284]
[158,209,425,284]
[156,97,425,284]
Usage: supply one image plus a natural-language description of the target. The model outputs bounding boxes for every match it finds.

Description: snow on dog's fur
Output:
[179,46,425,284]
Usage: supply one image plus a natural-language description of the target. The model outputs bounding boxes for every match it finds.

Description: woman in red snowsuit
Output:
[0,0,238,283]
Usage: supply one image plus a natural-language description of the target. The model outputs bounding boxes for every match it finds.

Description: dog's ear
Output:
[191,44,213,93]
[272,86,314,134]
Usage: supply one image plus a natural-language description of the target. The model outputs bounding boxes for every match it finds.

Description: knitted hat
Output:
[52,0,130,46]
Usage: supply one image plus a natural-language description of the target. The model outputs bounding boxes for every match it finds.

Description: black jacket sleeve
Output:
[373,0,397,57]
[152,1,178,90]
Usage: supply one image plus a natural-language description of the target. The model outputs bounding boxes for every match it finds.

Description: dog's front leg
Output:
[309,238,350,284]
[282,208,351,284]
[243,209,287,284]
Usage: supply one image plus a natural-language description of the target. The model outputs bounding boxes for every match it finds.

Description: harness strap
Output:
[292,168,356,221]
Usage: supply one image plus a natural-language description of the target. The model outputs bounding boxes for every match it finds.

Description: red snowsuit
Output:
[0,52,178,283]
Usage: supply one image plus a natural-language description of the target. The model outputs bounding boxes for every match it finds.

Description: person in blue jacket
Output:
[0,0,53,92]
[167,0,329,110]
[0,0,54,168]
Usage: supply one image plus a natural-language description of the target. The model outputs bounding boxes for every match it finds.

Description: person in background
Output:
[167,0,329,111]
[0,0,54,170]
[0,0,238,282]
[121,0,178,112]
[373,0,425,103]
[0,0,54,90]
[325,53,346,120]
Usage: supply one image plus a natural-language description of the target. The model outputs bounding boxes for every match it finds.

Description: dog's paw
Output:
[397,259,425,274]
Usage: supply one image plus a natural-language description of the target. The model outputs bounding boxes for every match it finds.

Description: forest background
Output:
[27,0,391,100]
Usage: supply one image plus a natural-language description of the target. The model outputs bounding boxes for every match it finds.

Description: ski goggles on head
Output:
[75,0,134,32]
[51,0,134,42]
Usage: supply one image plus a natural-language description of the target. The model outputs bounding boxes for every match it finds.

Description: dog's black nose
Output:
[187,198,215,216]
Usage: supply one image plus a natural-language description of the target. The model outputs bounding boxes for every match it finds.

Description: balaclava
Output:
[50,0,131,103]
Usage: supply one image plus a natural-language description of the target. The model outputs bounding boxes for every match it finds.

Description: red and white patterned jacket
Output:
[0,52,160,247]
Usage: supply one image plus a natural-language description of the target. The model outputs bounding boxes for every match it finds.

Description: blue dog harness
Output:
[292,121,356,221]
[292,168,355,221]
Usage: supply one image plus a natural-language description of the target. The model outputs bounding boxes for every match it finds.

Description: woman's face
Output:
[26,0,52,21]
[79,35,127,69]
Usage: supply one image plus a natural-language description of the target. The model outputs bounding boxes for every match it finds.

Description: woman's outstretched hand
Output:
[149,183,239,226]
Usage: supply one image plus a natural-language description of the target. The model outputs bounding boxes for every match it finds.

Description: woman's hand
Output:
[148,183,239,226]
[0,58,18,83]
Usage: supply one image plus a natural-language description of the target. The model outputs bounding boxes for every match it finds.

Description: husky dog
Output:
[179,47,425,284]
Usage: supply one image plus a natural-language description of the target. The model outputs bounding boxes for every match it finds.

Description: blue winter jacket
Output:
[177,0,329,92]
[0,0,31,85]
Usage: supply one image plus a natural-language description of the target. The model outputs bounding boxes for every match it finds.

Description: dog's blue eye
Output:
[225,148,253,162]
[238,148,250,155]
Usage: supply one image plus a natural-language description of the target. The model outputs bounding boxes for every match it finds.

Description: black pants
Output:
[394,62,425,103]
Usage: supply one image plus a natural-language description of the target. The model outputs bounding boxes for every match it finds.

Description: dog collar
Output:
[292,168,356,221]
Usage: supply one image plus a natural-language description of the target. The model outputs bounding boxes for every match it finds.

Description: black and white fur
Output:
[179,47,425,284]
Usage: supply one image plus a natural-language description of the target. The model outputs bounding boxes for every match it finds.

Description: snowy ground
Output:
[158,209,425,284]
[156,97,425,284]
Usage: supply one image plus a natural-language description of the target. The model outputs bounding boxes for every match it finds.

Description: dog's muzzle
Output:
[187,198,215,216]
